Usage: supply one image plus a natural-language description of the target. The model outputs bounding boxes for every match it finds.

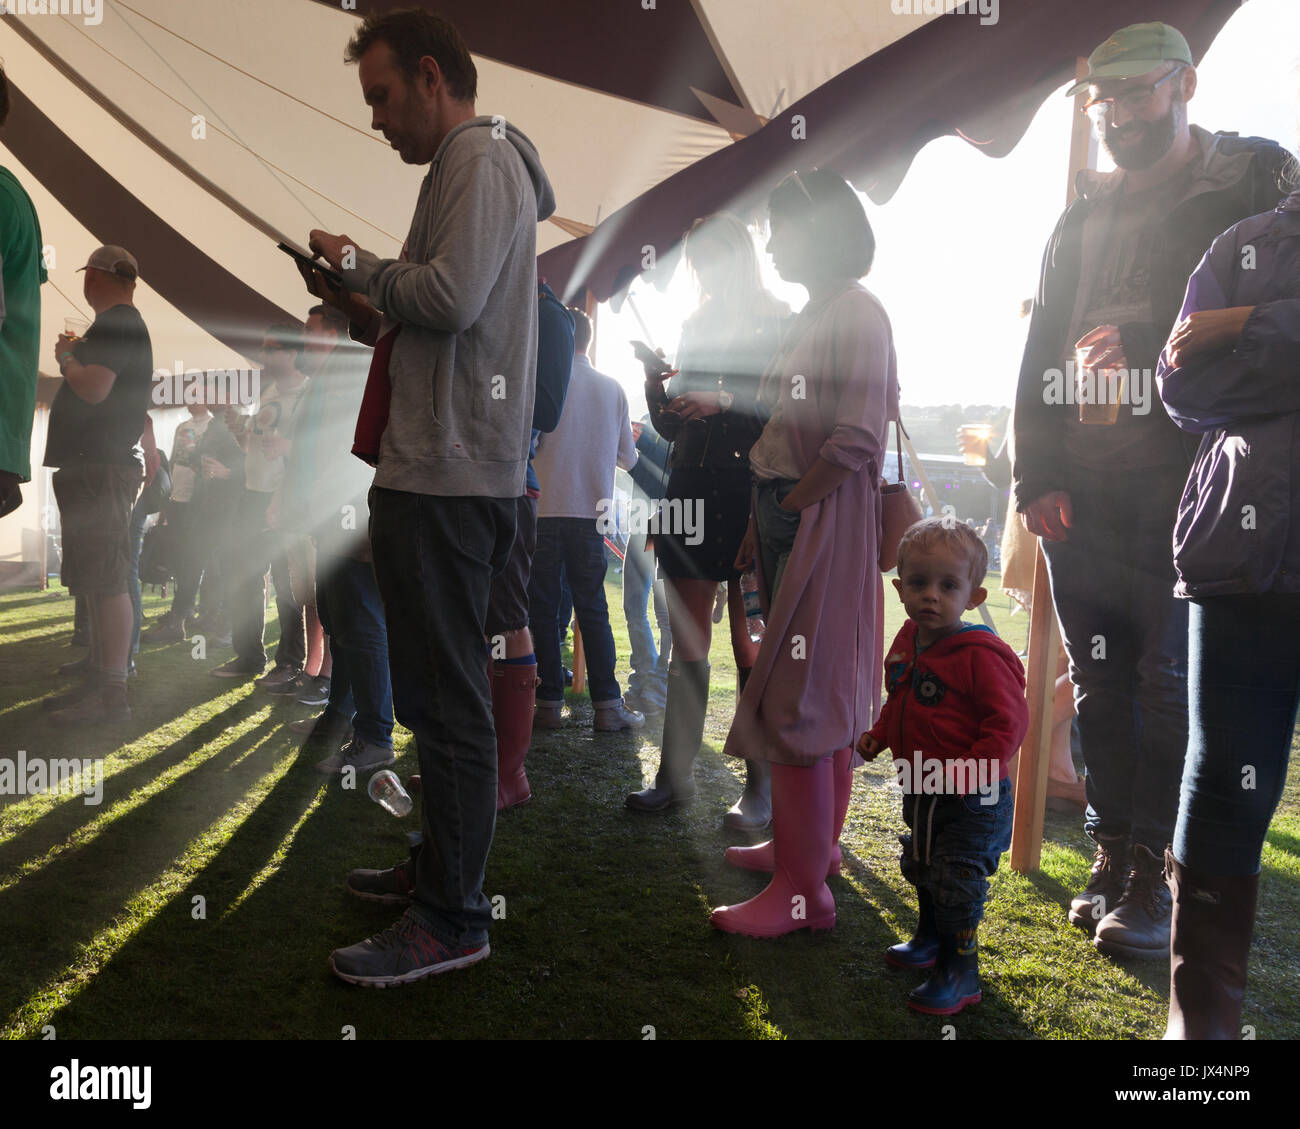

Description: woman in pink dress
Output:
[712,168,893,937]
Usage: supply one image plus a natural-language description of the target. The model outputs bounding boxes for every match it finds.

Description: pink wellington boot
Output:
[493,660,538,811]
[725,746,853,878]
[711,757,836,937]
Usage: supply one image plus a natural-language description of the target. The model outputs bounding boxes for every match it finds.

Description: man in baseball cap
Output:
[42,243,154,724]
[1065,22,1194,97]
[1012,22,1292,962]
[77,244,139,282]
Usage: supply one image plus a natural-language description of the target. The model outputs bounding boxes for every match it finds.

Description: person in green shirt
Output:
[0,64,48,516]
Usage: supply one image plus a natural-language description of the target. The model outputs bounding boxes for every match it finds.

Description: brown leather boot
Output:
[1068,831,1129,935]
[1164,849,1259,1040]
[1094,843,1172,960]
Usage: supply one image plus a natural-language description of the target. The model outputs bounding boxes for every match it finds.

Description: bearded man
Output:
[1010,22,1290,959]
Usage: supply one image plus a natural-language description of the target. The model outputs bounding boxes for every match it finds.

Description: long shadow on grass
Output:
[0,715,288,1028]
[0,698,277,868]
[37,740,339,1039]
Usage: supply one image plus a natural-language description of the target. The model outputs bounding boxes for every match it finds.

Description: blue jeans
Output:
[622,529,669,707]
[127,496,150,655]
[1175,594,1300,875]
[900,778,1014,933]
[315,552,393,748]
[368,487,515,949]
[529,517,620,705]
[1040,463,1189,850]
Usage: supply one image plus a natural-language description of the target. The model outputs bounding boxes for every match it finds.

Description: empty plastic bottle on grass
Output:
[740,570,765,643]
[368,770,413,817]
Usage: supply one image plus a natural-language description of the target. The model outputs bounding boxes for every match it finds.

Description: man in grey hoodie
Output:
[305,8,555,986]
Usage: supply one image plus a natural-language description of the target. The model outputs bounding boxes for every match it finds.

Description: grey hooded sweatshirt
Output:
[342,116,556,498]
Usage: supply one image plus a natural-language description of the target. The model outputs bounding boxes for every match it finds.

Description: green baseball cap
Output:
[1065,22,1194,97]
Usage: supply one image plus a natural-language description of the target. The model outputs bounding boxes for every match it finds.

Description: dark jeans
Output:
[900,779,1014,933]
[1175,594,1300,875]
[1041,463,1189,851]
[227,488,304,669]
[127,496,150,654]
[622,528,669,706]
[315,551,393,748]
[168,501,217,621]
[529,516,620,704]
[369,487,515,949]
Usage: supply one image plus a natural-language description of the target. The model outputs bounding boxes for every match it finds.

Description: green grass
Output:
[0,577,1296,1040]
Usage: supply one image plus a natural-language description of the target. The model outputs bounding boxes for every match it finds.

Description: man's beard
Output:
[1101,103,1181,171]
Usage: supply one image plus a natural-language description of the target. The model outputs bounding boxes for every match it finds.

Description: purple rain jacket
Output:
[1156,188,1300,598]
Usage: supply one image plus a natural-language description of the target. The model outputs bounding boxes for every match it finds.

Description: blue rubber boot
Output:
[908,928,981,1015]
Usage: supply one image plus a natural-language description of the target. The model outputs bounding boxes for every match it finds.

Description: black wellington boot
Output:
[908,928,981,1015]
[886,888,940,970]
[625,659,709,812]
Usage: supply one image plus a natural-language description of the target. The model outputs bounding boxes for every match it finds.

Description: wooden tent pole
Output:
[1009,58,1095,873]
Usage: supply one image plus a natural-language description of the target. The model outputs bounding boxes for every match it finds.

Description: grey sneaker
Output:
[146,617,186,643]
[594,699,646,731]
[316,736,396,775]
[346,857,414,906]
[329,913,489,987]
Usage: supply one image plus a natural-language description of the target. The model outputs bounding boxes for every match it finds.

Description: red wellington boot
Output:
[711,757,836,937]
[725,746,853,878]
[492,660,538,811]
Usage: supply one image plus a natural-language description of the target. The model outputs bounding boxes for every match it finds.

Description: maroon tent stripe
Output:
[539,0,1240,304]
[305,0,741,122]
[4,83,294,358]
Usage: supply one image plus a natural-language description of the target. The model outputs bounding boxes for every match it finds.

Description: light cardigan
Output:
[724,281,893,765]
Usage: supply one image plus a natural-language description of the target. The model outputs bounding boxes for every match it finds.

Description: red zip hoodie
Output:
[867,620,1028,790]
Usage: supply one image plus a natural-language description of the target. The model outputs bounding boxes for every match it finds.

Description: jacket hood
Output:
[897,620,1026,684]
[435,116,556,222]
[1075,125,1277,203]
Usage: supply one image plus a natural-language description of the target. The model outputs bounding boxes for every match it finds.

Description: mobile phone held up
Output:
[631,339,674,380]
[277,242,345,289]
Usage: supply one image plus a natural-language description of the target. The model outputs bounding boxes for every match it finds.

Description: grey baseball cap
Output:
[77,245,139,281]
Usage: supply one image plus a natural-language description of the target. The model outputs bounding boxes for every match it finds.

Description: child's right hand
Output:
[856,733,884,760]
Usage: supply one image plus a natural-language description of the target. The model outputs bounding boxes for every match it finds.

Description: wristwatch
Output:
[717,389,734,411]
[58,352,76,374]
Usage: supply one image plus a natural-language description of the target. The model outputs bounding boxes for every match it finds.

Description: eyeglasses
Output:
[1082,66,1185,124]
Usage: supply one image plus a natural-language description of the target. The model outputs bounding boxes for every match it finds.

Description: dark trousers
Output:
[1041,462,1189,850]
[368,487,515,948]
[900,779,1014,933]
[1176,594,1300,874]
[529,516,621,704]
[315,551,393,748]
[228,488,304,669]
[168,501,217,620]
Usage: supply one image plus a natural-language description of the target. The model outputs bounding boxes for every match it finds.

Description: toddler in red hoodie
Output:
[858,516,1028,1016]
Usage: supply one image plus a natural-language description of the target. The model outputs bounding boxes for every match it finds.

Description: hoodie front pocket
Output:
[427,352,451,430]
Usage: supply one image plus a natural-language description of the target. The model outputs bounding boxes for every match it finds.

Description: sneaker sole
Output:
[344,882,413,907]
[1092,936,1170,961]
[328,941,490,987]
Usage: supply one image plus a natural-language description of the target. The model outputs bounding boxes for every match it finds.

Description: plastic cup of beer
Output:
[64,317,90,340]
[1075,348,1124,426]
[959,424,993,466]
